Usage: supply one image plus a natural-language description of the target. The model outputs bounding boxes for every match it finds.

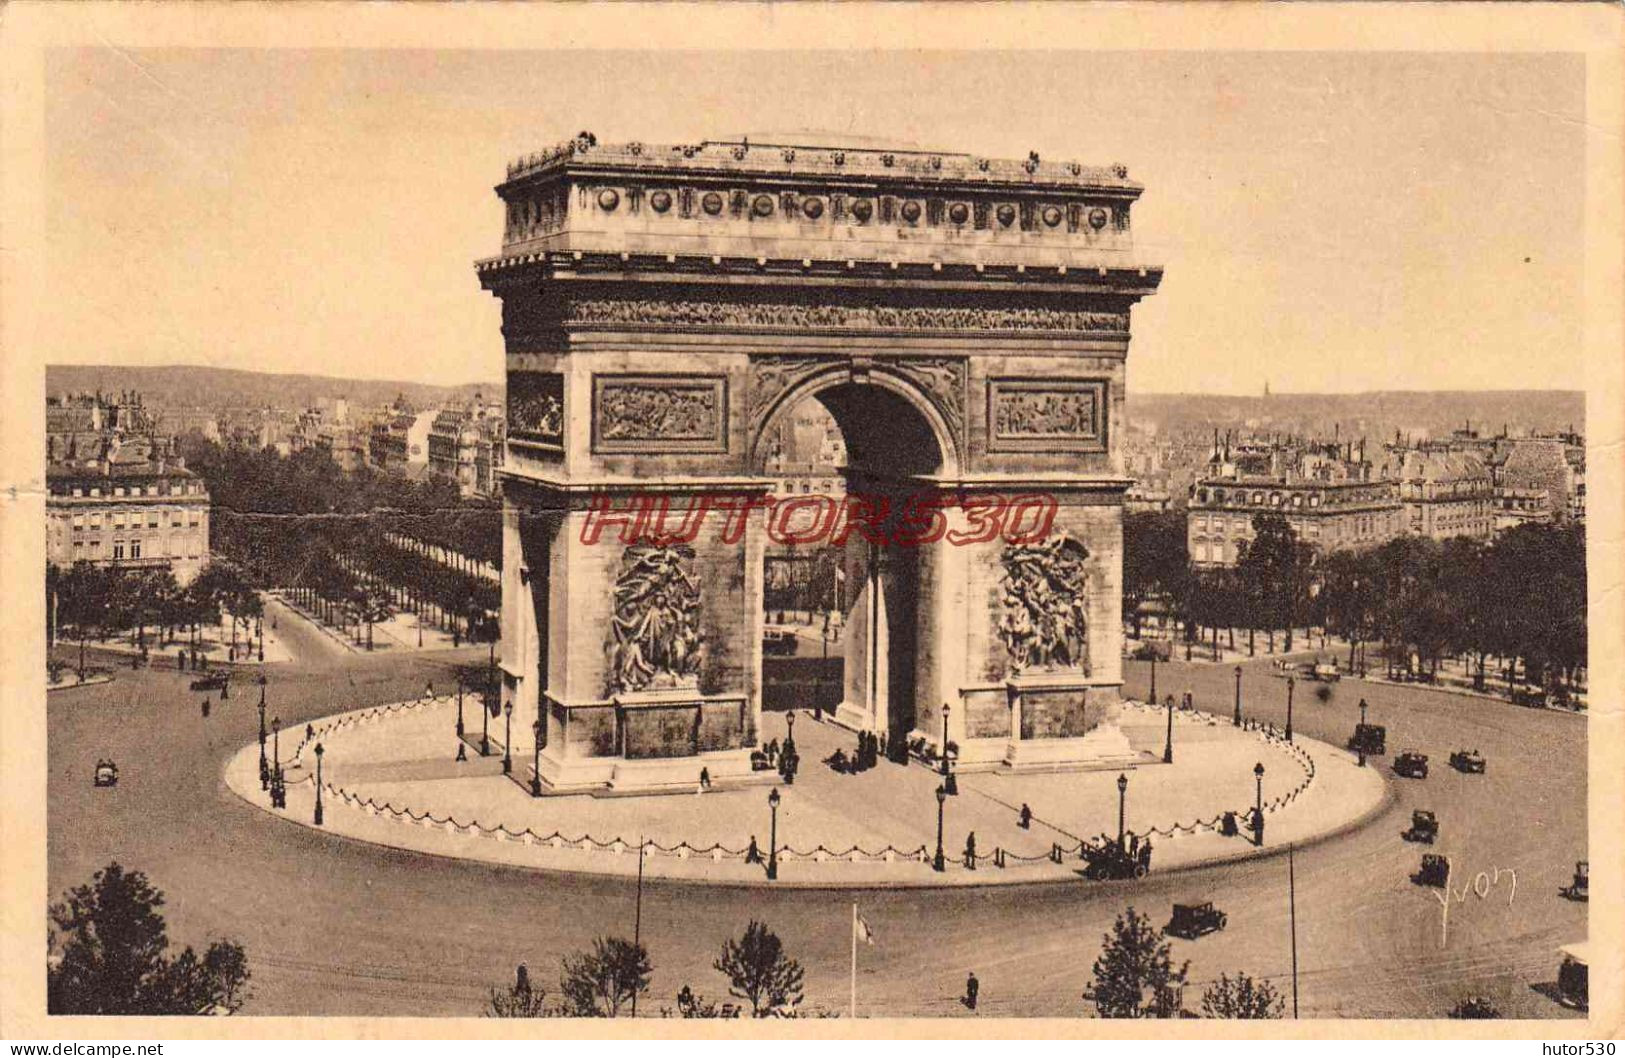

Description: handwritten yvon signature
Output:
[1431,865,1517,947]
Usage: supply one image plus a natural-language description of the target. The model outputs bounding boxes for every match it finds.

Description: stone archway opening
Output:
[754,375,950,753]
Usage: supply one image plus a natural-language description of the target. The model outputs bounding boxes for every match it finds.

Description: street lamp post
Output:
[482,687,491,757]
[1149,652,1157,705]
[1285,676,1295,742]
[786,709,796,748]
[271,717,282,809]
[257,689,269,789]
[941,703,957,795]
[1117,772,1129,851]
[456,672,465,738]
[767,787,781,881]
[1233,665,1243,726]
[503,701,513,774]
[1359,697,1368,727]
[933,785,947,872]
[1253,761,1266,846]
[1162,694,1175,764]
[531,718,543,796]
[313,743,325,826]
[1357,697,1368,766]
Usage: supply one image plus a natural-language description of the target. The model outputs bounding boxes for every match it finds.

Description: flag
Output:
[855,912,875,945]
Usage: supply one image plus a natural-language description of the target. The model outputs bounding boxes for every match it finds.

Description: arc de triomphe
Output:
[477,136,1162,793]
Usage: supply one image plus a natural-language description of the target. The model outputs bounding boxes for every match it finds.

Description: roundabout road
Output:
[48,617,1585,1019]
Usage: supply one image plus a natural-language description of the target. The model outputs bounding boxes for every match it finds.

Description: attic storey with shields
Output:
[477,135,1163,792]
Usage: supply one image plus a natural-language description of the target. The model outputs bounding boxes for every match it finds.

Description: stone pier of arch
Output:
[477,135,1162,793]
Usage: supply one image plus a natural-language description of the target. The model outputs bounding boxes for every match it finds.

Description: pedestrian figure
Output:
[746,835,762,864]
[306,723,315,741]
[814,702,824,722]
[1019,803,1032,830]
[699,766,711,791]
[219,680,229,699]
[425,681,434,700]
[201,698,210,719]
[965,972,979,1011]
[456,742,468,762]
[1139,839,1153,872]
[964,832,977,870]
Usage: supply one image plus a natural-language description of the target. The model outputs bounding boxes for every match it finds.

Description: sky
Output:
[41,48,1586,394]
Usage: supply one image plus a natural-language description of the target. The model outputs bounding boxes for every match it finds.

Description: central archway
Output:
[752,367,954,750]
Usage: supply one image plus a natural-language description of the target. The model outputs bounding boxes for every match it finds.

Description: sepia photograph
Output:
[1,2,1620,1044]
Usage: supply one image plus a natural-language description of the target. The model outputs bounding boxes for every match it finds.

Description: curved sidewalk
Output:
[224,696,1386,888]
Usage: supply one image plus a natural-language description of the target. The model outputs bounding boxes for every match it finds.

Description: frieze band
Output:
[568,298,1129,335]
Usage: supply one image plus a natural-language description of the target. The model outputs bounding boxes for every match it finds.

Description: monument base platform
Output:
[533,746,768,796]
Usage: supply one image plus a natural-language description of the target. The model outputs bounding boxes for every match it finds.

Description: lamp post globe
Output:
[313,743,325,826]
[1233,665,1244,726]
[933,784,947,872]
[767,787,781,881]
[1117,772,1129,849]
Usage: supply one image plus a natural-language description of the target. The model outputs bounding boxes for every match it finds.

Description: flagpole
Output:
[1288,843,1299,1019]
[850,903,858,1019]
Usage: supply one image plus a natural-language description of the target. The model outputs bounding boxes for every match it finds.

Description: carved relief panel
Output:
[608,543,705,694]
[998,532,1091,676]
[591,374,728,454]
[507,372,565,449]
[987,378,1108,453]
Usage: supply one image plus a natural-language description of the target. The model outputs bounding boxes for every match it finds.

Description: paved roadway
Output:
[48,604,1585,1018]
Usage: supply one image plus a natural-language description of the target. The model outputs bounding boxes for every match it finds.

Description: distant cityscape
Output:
[42,366,1584,596]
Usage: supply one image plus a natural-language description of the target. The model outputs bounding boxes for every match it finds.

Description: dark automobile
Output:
[1562,861,1588,902]
[1557,943,1589,1012]
[1393,750,1429,779]
[1081,840,1149,881]
[1164,902,1226,939]
[1348,723,1386,756]
[93,759,119,787]
[1401,810,1439,844]
[1449,749,1486,774]
[761,629,797,657]
[190,672,230,692]
[1412,853,1451,888]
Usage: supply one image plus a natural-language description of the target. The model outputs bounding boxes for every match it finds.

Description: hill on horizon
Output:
[46,364,498,411]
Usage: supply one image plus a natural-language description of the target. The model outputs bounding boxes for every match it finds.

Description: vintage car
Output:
[1304,661,1341,683]
[1562,861,1589,902]
[1081,840,1149,881]
[1401,810,1439,844]
[1511,684,1549,708]
[1348,723,1387,756]
[190,672,230,692]
[1449,749,1487,774]
[93,759,119,787]
[1164,902,1227,939]
[1412,853,1451,888]
[1392,750,1430,779]
[1557,942,1589,1012]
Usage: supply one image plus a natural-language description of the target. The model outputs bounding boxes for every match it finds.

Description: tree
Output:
[1200,972,1285,1018]
[488,963,549,1018]
[1084,907,1189,1018]
[48,862,251,1015]
[557,937,651,1017]
[714,920,805,1017]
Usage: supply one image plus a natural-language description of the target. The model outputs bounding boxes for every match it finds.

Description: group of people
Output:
[760,736,799,783]
[825,731,882,775]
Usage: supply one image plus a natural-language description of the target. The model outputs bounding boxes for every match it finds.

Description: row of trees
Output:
[1125,511,1587,694]
[47,560,263,675]
[180,436,503,568]
[488,910,1291,1020]
[178,436,500,646]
